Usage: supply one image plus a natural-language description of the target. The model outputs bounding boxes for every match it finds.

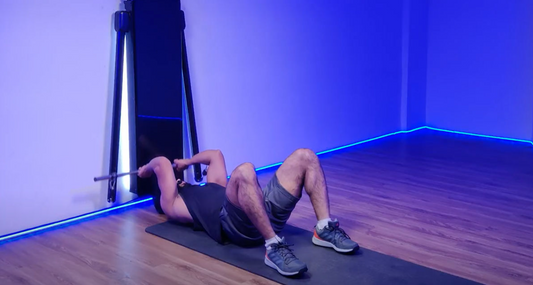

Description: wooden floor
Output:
[1,129,532,285]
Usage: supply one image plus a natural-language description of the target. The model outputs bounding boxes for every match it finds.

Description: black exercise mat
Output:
[146,222,480,285]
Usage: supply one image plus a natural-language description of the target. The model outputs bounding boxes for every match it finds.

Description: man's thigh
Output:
[220,196,264,247]
[263,174,300,233]
[220,174,300,245]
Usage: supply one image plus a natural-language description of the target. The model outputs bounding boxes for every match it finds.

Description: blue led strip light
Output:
[316,126,426,156]
[255,126,427,171]
[1,125,530,243]
[0,197,153,242]
[137,115,182,120]
[424,126,533,145]
[254,126,532,171]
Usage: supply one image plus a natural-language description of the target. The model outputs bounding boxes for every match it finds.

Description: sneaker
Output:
[264,238,308,276]
[312,220,359,253]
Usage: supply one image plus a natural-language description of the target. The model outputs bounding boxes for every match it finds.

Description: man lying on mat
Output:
[137,149,359,276]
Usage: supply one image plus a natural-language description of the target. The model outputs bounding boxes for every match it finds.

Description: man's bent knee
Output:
[232,162,256,182]
[292,148,318,164]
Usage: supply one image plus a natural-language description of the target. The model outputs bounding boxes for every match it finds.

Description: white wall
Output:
[182,0,404,171]
[0,0,134,236]
[0,0,410,236]
[426,0,533,140]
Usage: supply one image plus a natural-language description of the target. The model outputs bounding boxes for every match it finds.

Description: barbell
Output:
[93,163,208,182]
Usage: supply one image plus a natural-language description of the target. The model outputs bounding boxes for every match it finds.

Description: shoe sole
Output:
[264,256,308,276]
[312,236,359,253]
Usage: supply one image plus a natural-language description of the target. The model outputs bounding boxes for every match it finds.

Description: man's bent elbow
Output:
[214,149,224,158]
[152,156,173,170]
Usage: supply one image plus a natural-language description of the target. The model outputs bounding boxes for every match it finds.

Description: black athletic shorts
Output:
[219,174,299,247]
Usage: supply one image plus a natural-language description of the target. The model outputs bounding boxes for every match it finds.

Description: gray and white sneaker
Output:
[312,220,359,253]
[265,237,308,276]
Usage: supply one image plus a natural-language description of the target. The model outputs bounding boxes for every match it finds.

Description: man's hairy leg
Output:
[226,162,276,240]
[226,163,309,276]
[276,148,330,221]
[276,149,359,253]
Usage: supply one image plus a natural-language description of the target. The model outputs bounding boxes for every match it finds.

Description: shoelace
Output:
[328,224,350,242]
[272,242,297,263]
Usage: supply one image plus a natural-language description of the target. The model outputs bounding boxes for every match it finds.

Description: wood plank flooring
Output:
[1,129,532,285]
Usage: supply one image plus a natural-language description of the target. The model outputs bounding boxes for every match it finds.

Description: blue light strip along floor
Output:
[1,126,531,243]
[424,126,533,145]
[0,197,153,243]
[255,126,427,171]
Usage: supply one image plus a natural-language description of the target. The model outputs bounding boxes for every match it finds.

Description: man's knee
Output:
[292,148,318,164]
[232,162,257,183]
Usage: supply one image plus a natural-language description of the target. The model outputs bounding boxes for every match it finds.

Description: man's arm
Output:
[175,150,228,187]
[138,157,178,216]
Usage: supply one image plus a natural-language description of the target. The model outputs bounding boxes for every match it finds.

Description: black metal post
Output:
[182,35,203,182]
[108,11,131,203]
